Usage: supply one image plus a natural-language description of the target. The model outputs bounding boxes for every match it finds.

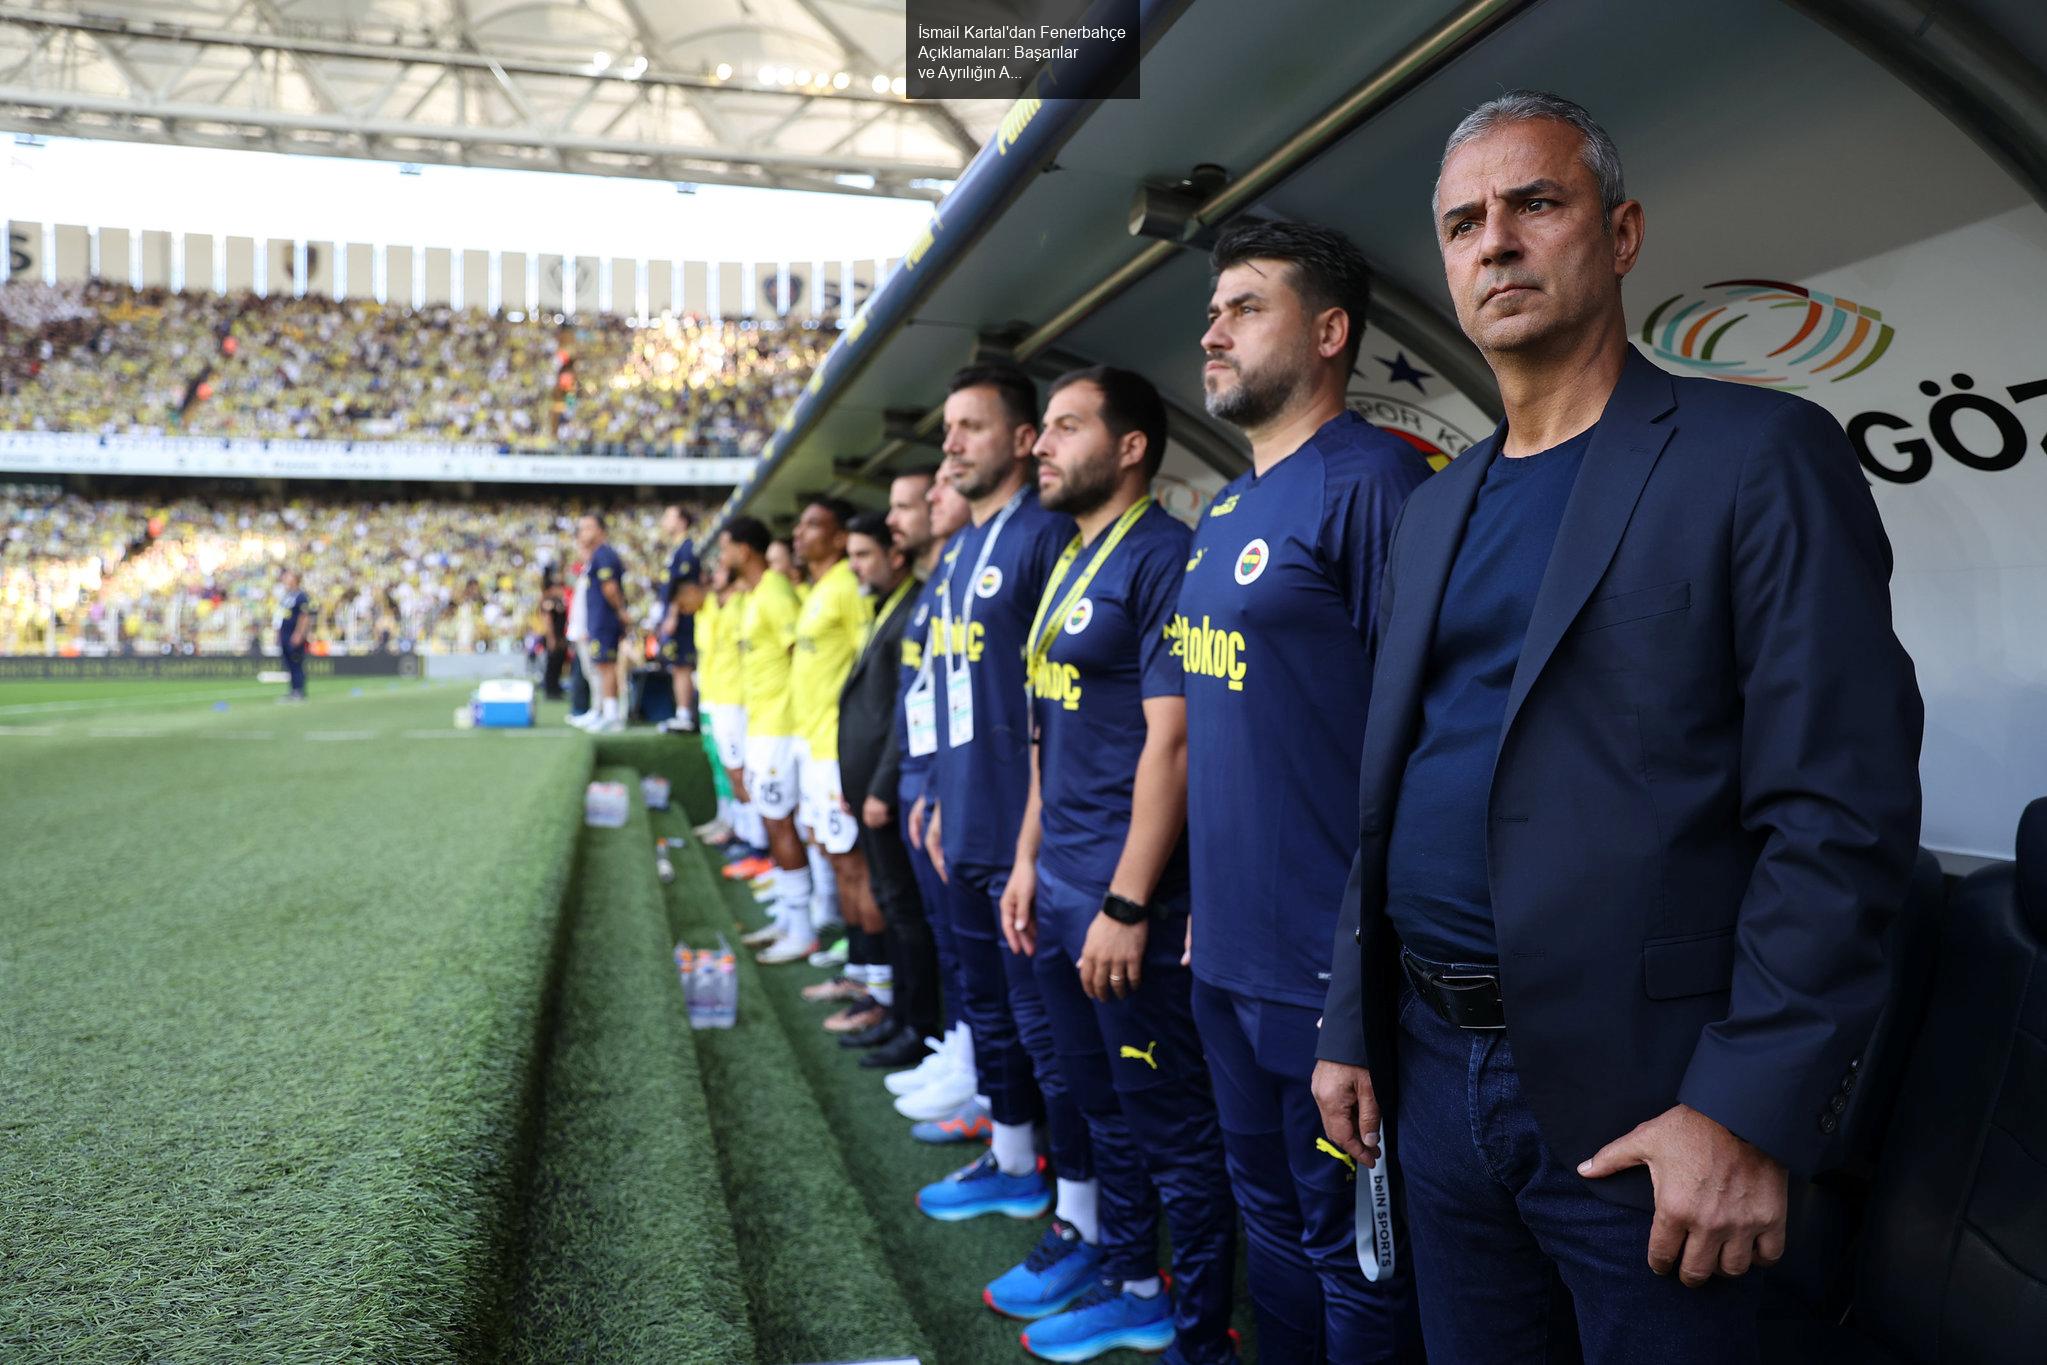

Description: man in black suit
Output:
[839,510,942,1067]
[1311,91,1924,1362]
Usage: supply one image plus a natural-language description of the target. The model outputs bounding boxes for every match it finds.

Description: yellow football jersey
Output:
[789,558,873,761]
[735,571,801,738]
[693,590,737,705]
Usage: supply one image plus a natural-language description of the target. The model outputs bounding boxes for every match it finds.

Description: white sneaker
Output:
[693,816,733,841]
[757,935,820,965]
[565,711,596,730]
[588,712,625,734]
[895,1057,977,1120]
[739,923,782,949]
[660,714,698,733]
[884,1036,956,1096]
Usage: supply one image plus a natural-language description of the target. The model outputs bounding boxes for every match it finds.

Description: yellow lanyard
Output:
[1025,496,1152,672]
[857,575,917,665]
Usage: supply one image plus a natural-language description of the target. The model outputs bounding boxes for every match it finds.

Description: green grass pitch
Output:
[1,676,1256,1363]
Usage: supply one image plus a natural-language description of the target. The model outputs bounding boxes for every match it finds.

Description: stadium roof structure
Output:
[0,0,994,200]
[718,0,2047,533]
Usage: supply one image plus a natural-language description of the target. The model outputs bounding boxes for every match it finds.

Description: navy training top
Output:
[1031,502,1192,904]
[1175,410,1432,1008]
[928,486,1077,871]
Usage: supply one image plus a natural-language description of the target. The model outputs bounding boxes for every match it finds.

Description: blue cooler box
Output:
[474,679,536,728]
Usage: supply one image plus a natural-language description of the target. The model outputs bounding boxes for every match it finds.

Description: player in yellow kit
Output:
[690,565,765,851]
[782,496,882,984]
[723,516,813,960]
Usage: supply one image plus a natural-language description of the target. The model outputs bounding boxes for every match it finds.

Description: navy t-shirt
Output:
[663,540,701,608]
[584,543,625,640]
[1032,502,1192,903]
[893,570,944,806]
[928,487,1077,870]
[1175,410,1432,1008]
[1384,425,1594,965]
[276,589,309,645]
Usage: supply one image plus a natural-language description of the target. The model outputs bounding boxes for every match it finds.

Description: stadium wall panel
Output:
[539,254,564,312]
[461,249,488,310]
[501,250,529,311]
[574,256,600,316]
[387,244,414,307]
[308,239,335,296]
[0,653,417,679]
[53,223,87,282]
[95,226,128,284]
[683,260,708,314]
[717,262,740,318]
[7,219,41,281]
[344,242,374,299]
[224,235,254,292]
[425,247,453,306]
[647,259,674,315]
[140,229,172,288]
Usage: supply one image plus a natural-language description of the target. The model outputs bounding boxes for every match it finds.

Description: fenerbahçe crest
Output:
[1233,538,1270,585]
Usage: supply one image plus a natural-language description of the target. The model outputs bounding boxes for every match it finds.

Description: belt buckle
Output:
[1435,971,1507,1031]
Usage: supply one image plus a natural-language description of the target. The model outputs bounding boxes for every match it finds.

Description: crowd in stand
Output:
[0,280,834,457]
[0,488,705,657]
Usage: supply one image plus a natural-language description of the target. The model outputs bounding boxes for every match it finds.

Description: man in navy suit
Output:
[1311,91,1924,1362]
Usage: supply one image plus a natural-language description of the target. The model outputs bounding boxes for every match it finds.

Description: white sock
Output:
[990,1120,1036,1177]
[867,964,894,1007]
[718,796,735,826]
[600,696,619,721]
[773,866,812,940]
[846,962,870,985]
[807,845,838,925]
[736,803,766,848]
[1122,1276,1162,1298]
[1056,1177,1099,1243]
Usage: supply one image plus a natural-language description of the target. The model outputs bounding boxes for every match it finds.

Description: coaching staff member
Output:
[1313,91,1924,1361]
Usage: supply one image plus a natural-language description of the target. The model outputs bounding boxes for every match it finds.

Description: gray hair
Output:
[1437,91,1626,215]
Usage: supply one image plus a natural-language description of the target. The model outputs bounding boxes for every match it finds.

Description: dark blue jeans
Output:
[1395,980,1762,1363]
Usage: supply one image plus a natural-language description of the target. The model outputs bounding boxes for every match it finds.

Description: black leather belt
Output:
[1401,949,1507,1031]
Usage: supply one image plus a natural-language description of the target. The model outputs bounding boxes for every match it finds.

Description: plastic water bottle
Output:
[655,838,675,884]
[712,936,739,1028]
[691,948,721,1029]
[641,774,671,811]
[583,781,628,827]
[675,943,699,1023]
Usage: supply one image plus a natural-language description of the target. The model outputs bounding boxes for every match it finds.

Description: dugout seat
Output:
[1767,798,2047,1363]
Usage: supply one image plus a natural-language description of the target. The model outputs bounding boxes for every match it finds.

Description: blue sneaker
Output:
[983,1219,1103,1319]
[910,1100,993,1145]
[1020,1280,1175,1361]
[914,1150,1050,1222]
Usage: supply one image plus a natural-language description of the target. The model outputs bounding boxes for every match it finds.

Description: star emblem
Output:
[1377,351,1432,394]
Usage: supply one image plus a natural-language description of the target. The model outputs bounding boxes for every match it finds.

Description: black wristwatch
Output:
[1101,892,1150,925]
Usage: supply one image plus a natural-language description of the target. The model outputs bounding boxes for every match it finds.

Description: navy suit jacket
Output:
[1318,347,1924,1210]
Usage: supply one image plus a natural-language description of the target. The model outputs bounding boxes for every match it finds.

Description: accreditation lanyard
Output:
[856,575,916,670]
[1024,497,1152,682]
[1354,1125,1398,1282]
[938,487,1026,749]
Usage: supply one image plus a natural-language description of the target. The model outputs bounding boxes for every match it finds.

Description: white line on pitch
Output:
[305,730,376,741]
[0,725,57,736]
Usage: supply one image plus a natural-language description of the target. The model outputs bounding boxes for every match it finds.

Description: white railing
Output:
[0,430,757,485]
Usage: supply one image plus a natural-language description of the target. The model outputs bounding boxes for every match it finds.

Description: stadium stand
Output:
[0,280,833,457]
[0,490,708,656]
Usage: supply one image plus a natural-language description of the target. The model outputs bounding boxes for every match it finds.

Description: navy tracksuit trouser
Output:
[1032,863,1236,1362]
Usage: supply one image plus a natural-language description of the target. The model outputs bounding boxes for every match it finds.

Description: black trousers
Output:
[542,642,568,698]
[864,813,941,1039]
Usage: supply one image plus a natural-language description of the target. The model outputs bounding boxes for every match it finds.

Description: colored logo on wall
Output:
[1641,279,1895,389]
